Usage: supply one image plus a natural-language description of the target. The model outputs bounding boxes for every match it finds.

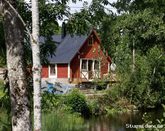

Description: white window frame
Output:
[80,58,101,79]
[49,64,57,78]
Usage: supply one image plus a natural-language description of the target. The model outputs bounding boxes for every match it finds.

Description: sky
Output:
[68,0,117,13]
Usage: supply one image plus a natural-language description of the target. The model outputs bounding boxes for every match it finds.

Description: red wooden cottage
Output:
[41,30,111,84]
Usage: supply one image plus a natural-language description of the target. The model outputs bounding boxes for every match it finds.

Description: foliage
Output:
[137,105,165,131]
[0,82,11,130]
[0,22,6,67]
[86,86,135,116]
[103,1,165,109]
[88,99,101,116]
[0,0,83,66]
[93,79,107,90]
[66,0,112,34]
[41,92,64,112]
[0,109,11,131]
[65,89,90,117]
[0,108,86,131]
[116,46,165,109]
[41,89,91,117]
[0,80,10,112]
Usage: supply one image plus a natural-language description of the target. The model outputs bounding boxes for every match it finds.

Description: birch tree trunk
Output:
[2,0,31,130]
[31,0,42,130]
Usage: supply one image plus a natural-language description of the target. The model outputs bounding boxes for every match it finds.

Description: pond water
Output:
[84,108,164,131]
[84,112,143,131]
[0,109,164,131]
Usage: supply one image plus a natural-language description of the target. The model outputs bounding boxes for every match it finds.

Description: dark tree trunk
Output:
[2,0,31,130]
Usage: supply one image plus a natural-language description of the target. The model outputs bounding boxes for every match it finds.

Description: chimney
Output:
[61,22,66,39]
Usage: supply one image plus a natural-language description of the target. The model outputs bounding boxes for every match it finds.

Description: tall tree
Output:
[1,0,31,130]
[31,0,41,130]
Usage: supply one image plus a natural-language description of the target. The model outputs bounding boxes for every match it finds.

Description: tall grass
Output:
[0,109,88,131]
[42,111,88,131]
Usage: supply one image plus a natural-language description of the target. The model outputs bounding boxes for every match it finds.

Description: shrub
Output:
[41,92,63,112]
[93,79,107,90]
[88,99,102,116]
[65,89,90,117]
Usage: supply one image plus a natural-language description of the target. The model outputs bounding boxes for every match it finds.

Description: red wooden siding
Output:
[100,57,109,78]
[70,55,80,80]
[70,32,111,80]
[57,64,68,78]
[42,65,48,78]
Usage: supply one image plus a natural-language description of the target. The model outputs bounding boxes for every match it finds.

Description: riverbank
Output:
[1,81,165,131]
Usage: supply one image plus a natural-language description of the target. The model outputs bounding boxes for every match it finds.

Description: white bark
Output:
[31,0,42,130]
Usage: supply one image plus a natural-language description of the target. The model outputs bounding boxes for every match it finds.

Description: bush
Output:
[65,89,90,117]
[41,92,63,112]
[93,79,107,90]
[88,99,102,116]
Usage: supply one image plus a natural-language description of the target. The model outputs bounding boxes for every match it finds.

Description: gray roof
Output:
[40,35,62,44]
[48,34,88,64]
[52,35,62,43]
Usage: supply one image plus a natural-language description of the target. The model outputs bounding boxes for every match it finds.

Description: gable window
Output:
[82,60,87,70]
[88,35,94,46]
[50,64,56,76]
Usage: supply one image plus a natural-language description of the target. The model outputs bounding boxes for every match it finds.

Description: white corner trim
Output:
[108,62,110,73]
[68,63,70,79]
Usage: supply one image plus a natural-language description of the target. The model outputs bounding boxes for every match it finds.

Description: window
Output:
[82,60,87,70]
[94,60,99,70]
[50,64,56,76]
[88,35,94,45]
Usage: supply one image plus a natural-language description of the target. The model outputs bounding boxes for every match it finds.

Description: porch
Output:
[80,59,100,81]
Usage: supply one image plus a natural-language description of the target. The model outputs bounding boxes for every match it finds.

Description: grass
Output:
[0,108,88,131]
[42,111,88,131]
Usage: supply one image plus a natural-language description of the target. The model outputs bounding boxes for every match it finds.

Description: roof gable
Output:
[47,30,102,64]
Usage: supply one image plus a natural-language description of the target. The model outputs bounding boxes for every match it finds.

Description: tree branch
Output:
[2,0,35,44]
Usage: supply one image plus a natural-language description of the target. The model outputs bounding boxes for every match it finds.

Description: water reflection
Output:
[85,108,164,131]
[85,112,143,131]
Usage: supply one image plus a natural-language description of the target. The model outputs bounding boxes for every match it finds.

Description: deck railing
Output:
[80,70,100,81]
